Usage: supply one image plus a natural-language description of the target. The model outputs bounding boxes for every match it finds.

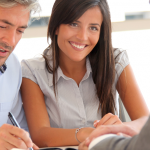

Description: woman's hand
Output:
[80,123,138,148]
[93,113,123,128]
[77,127,95,143]
[78,140,88,150]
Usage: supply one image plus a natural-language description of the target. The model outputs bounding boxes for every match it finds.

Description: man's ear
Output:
[55,28,58,35]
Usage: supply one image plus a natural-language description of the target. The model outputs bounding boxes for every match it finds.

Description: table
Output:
[40,146,78,150]
[11,146,78,150]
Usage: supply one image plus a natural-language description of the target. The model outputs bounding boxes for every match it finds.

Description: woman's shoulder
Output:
[113,48,130,85]
[113,48,129,64]
[21,56,52,84]
[113,48,128,58]
[21,56,46,70]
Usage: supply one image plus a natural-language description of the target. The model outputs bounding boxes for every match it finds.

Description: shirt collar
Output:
[48,57,92,87]
[85,57,92,76]
[0,63,7,73]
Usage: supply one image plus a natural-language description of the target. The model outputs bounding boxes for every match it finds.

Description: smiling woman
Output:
[20,0,149,148]
[56,6,103,83]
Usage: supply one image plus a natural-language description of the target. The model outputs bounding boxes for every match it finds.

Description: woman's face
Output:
[56,6,103,63]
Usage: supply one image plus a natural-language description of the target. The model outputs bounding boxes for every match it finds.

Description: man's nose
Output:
[3,30,16,48]
[76,28,88,41]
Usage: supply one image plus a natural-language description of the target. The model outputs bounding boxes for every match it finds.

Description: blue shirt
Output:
[0,53,28,131]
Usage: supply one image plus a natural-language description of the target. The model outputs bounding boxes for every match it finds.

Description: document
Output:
[11,134,116,150]
[11,146,78,150]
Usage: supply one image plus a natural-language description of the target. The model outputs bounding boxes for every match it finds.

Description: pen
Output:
[8,112,33,150]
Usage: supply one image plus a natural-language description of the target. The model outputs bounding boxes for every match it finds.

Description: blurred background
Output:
[14,0,150,110]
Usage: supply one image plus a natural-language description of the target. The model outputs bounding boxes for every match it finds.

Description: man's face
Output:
[0,4,30,66]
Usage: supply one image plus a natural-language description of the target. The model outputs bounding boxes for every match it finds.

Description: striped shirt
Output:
[21,49,129,128]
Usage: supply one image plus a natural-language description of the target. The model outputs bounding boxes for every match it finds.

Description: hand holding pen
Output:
[7,112,38,150]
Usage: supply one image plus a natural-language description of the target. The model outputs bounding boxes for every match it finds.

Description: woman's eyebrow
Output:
[90,23,100,27]
[74,21,100,27]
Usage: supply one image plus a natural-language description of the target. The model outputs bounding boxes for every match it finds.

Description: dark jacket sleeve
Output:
[91,116,150,150]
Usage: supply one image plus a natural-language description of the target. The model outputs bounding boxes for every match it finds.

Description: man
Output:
[79,116,150,150]
[0,0,41,149]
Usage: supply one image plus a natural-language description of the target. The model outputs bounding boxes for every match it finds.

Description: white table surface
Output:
[40,146,78,150]
[11,146,78,150]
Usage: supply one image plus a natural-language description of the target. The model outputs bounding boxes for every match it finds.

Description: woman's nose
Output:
[76,28,88,41]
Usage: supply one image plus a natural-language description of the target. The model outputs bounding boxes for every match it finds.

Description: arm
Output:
[79,123,135,150]
[93,64,149,129]
[79,116,150,150]
[123,116,148,132]
[0,56,38,150]
[116,64,149,131]
[21,78,94,147]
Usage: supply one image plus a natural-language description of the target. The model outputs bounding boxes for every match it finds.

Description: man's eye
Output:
[18,30,24,34]
[0,26,6,28]
[90,27,98,31]
[70,23,78,27]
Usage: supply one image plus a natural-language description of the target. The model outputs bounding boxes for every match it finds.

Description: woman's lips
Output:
[69,41,88,51]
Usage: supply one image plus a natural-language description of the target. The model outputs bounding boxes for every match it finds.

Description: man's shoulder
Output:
[6,53,20,68]
[5,53,21,78]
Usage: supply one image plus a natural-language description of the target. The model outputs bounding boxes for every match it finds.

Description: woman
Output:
[21,0,149,147]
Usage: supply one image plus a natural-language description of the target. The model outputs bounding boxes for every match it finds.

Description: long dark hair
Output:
[43,0,116,117]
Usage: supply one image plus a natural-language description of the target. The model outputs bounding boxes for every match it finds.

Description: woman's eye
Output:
[90,27,98,31]
[70,23,78,27]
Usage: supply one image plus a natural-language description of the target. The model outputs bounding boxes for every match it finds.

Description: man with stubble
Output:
[0,0,41,149]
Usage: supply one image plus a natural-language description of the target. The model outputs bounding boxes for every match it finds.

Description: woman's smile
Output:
[69,41,88,51]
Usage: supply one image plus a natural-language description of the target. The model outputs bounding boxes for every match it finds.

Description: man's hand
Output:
[83,123,138,147]
[78,141,88,150]
[94,113,123,128]
[76,127,95,143]
[0,124,38,150]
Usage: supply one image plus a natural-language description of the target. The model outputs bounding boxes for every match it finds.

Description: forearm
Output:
[90,136,131,150]
[91,117,150,150]
[32,127,94,147]
[34,127,78,147]
[123,116,149,133]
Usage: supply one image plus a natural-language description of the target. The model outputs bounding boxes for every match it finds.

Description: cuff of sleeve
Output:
[89,134,117,149]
